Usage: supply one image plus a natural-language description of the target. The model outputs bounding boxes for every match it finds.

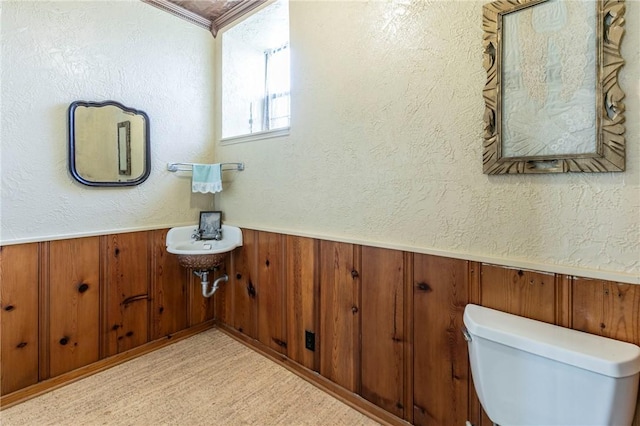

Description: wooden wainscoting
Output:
[103,232,151,357]
[413,254,468,425]
[2,228,639,426]
[360,246,406,419]
[46,237,101,379]
[285,235,320,371]
[0,229,216,408]
[217,229,640,426]
[319,240,361,393]
[257,231,287,354]
[150,228,189,339]
[0,243,40,395]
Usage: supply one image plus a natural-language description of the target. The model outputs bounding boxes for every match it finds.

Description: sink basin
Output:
[166,224,243,269]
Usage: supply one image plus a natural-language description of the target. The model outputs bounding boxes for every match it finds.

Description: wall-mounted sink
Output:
[166,224,243,269]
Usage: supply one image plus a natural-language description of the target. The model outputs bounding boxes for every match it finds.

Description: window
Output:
[220,0,290,141]
[264,44,290,131]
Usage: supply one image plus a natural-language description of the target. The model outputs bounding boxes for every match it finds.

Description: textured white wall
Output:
[216,0,640,282]
[1,0,216,244]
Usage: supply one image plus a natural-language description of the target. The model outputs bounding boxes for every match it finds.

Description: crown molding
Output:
[142,0,212,31]
[211,0,267,36]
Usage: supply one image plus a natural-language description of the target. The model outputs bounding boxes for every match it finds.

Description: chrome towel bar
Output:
[167,162,245,172]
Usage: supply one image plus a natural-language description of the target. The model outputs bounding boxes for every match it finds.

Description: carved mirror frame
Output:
[482,0,626,174]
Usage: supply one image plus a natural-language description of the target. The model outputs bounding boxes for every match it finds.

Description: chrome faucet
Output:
[191,228,223,241]
[211,228,223,241]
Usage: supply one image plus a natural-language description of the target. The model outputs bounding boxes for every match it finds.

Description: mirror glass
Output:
[69,101,150,186]
[501,0,597,158]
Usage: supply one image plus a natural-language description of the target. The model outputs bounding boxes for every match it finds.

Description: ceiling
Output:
[143,0,266,36]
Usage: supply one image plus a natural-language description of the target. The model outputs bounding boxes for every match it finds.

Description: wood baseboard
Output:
[217,323,410,426]
[0,320,215,410]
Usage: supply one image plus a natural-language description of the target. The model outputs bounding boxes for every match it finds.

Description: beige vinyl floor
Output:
[1,328,379,425]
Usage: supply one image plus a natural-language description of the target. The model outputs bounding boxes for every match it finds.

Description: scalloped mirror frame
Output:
[482,0,626,174]
[68,100,151,187]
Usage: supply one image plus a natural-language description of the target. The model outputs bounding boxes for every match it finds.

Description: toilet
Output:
[463,304,640,426]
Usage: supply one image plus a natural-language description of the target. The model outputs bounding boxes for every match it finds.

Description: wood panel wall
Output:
[360,246,406,418]
[257,232,287,353]
[227,229,258,338]
[218,229,640,426]
[0,243,39,395]
[47,238,101,378]
[2,228,639,426]
[319,241,361,393]
[572,277,640,343]
[0,229,215,402]
[413,255,468,426]
[150,229,189,339]
[285,235,319,371]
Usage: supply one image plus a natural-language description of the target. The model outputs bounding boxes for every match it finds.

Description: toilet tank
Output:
[464,304,640,426]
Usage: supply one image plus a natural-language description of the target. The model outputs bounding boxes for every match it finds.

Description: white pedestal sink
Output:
[166,225,243,297]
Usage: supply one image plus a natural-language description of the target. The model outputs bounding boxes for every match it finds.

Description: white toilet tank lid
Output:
[464,304,640,378]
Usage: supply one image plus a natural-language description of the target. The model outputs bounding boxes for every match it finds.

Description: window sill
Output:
[220,127,290,145]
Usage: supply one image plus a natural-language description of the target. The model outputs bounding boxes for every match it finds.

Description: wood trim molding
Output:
[141,0,212,30]
[0,321,215,410]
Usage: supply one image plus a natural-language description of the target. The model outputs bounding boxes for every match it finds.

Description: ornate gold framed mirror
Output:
[482,0,626,174]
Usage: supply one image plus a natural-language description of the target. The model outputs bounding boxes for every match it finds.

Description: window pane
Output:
[270,94,290,129]
[221,0,290,139]
[267,46,290,96]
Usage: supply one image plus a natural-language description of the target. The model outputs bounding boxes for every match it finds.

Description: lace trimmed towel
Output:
[192,163,222,194]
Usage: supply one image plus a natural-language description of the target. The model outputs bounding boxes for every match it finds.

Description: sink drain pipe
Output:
[193,270,229,298]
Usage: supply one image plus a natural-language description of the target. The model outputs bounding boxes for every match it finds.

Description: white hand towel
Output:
[192,163,222,194]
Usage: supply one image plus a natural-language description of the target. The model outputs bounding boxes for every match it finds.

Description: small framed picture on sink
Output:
[199,211,222,240]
